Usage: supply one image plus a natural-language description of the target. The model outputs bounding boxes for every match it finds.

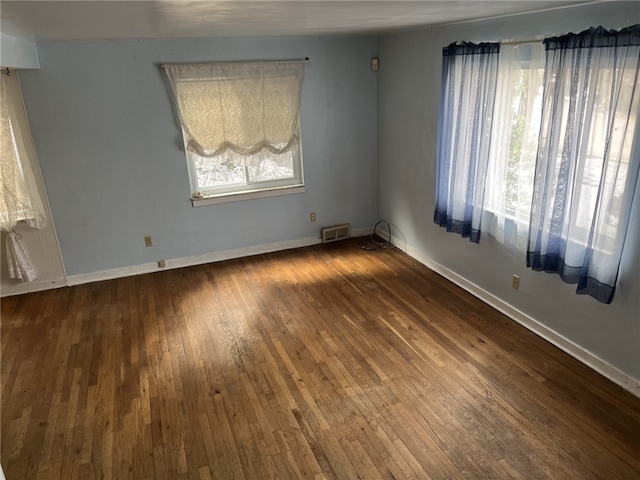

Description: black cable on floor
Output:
[358,219,394,251]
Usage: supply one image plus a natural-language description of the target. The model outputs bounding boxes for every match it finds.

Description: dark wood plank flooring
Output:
[2,239,639,479]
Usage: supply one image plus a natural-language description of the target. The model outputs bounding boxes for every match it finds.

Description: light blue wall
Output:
[20,36,378,275]
[377,2,640,379]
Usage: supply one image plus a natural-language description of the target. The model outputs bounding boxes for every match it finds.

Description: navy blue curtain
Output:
[434,42,500,243]
[527,25,640,303]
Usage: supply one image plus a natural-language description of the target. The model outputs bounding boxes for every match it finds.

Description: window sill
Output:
[191,185,305,207]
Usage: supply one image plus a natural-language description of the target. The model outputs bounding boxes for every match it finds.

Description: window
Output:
[435,25,640,303]
[164,61,306,204]
[484,43,545,250]
[188,144,302,198]
[527,26,640,303]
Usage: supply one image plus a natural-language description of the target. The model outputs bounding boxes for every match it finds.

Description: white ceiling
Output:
[1,0,595,43]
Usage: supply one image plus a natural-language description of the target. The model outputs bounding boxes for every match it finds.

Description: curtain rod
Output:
[499,39,544,46]
[161,57,309,69]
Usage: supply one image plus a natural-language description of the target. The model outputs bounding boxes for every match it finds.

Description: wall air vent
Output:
[321,223,351,243]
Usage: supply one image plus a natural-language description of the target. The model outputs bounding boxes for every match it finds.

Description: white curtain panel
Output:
[528,25,640,303]
[164,61,305,158]
[5,231,38,282]
[485,43,545,251]
[434,42,500,242]
[0,71,46,282]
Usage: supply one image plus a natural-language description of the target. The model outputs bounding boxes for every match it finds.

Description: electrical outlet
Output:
[310,212,317,222]
[158,260,166,268]
[512,274,520,290]
[144,235,153,247]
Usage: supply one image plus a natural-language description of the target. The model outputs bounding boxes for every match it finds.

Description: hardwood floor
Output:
[2,239,639,479]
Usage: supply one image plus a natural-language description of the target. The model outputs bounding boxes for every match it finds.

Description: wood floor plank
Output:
[2,238,639,479]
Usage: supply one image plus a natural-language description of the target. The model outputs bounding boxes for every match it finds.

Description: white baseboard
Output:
[351,226,373,237]
[389,234,640,399]
[67,235,324,286]
[0,278,67,297]
[65,227,371,287]
[4,228,372,294]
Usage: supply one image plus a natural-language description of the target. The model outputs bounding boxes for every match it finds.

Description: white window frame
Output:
[164,61,306,207]
[186,136,305,207]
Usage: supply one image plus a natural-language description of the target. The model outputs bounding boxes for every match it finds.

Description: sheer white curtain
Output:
[435,42,544,249]
[164,61,305,158]
[434,42,500,242]
[484,43,545,251]
[527,25,640,303]
[0,71,47,282]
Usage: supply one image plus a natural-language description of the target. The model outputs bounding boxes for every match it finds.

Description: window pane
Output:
[483,43,545,250]
[193,154,246,189]
[189,146,301,195]
[247,150,295,182]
